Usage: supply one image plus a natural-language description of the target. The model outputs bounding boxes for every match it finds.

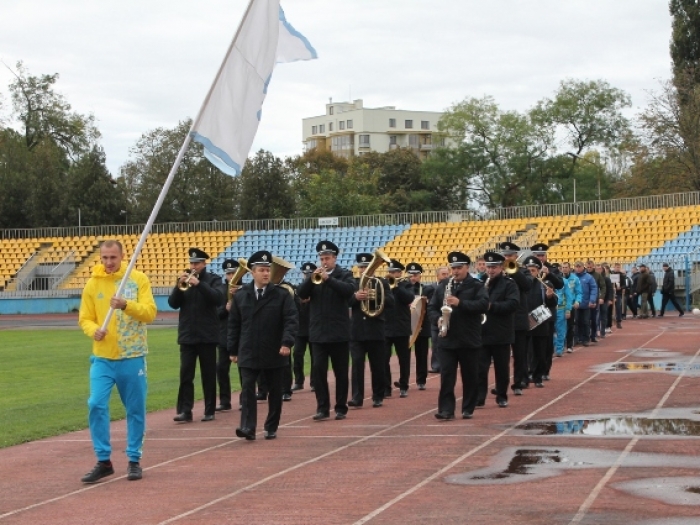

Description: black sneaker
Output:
[81,461,114,483]
[127,461,142,481]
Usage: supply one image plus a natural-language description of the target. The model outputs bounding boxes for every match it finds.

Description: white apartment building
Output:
[301,99,452,159]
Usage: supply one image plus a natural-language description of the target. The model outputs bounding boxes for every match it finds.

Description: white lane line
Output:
[351,330,667,525]
[568,344,700,524]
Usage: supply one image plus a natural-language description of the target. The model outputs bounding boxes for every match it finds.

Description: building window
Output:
[389,135,397,145]
[389,118,396,128]
[312,125,317,135]
[329,106,334,115]
[306,139,318,151]
[329,122,334,132]
[405,120,413,129]
[359,134,370,146]
[319,124,325,133]
[331,135,354,151]
[409,134,419,148]
[347,119,353,129]
[339,121,345,130]
[421,120,429,130]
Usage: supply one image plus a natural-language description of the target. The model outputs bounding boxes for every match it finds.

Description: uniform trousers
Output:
[565,309,576,348]
[257,362,292,397]
[598,303,609,337]
[177,343,217,417]
[430,327,440,372]
[438,346,479,416]
[216,346,232,406]
[527,335,548,384]
[414,335,430,385]
[554,309,568,356]
[312,342,349,416]
[239,366,283,432]
[477,344,510,403]
[293,335,313,387]
[511,330,529,390]
[349,340,386,403]
[385,335,411,391]
[88,355,146,463]
[544,319,556,376]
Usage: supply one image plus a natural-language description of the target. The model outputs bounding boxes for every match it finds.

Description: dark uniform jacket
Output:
[385,281,414,338]
[217,279,230,348]
[481,274,520,346]
[412,281,433,337]
[543,262,564,289]
[349,277,394,341]
[427,275,489,350]
[526,280,558,337]
[662,267,675,294]
[296,265,355,343]
[227,282,298,369]
[297,296,311,338]
[510,268,534,331]
[168,267,225,345]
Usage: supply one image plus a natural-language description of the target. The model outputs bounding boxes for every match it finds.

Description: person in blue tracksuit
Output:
[554,266,576,357]
[574,262,598,347]
[561,262,582,353]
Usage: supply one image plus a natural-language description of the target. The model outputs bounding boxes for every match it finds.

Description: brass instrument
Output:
[178,270,199,291]
[482,277,489,324]
[227,258,250,300]
[438,277,454,337]
[270,256,295,295]
[504,260,519,275]
[387,276,409,289]
[312,265,327,285]
[359,249,391,317]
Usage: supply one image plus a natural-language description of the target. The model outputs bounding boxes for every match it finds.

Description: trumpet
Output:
[311,265,327,285]
[359,249,391,317]
[178,270,199,291]
[227,259,250,300]
[387,276,409,289]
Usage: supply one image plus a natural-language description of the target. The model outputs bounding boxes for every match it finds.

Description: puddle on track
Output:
[515,417,700,437]
[594,360,700,376]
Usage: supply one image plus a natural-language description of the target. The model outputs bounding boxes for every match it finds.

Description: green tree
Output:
[238,149,295,220]
[670,0,700,85]
[361,148,428,212]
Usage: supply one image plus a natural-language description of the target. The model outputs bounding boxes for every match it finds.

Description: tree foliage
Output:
[238,149,295,220]
[670,0,700,86]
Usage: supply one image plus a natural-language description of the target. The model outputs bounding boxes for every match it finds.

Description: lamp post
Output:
[120,209,128,227]
[565,152,578,204]
[567,152,602,204]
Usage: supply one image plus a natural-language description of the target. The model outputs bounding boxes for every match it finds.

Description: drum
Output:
[528,304,552,330]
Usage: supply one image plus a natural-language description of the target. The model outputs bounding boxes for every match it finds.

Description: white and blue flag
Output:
[191,0,317,176]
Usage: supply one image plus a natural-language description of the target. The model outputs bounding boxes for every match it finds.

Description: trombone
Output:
[178,270,199,291]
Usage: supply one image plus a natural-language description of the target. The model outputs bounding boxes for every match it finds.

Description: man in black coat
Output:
[477,252,520,408]
[292,262,315,391]
[407,262,431,390]
[228,251,298,441]
[429,266,450,373]
[428,252,489,420]
[297,240,356,421]
[499,242,533,396]
[215,259,240,412]
[169,248,225,422]
[523,256,558,387]
[660,263,684,317]
[348,253,394,408]
[384,259,415,398]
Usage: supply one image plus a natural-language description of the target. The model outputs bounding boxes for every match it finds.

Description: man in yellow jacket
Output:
[78,240,157,483]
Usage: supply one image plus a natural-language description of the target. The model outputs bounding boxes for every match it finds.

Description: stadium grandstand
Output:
[1,191,699,314]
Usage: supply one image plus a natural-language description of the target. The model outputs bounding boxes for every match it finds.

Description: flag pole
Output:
[99,0,259,331]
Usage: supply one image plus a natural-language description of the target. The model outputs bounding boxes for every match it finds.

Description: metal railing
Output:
[4,191,700,240]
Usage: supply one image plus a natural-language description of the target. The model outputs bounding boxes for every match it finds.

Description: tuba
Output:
[270,256,295,295]
[438,277,454,337]
[178,270,199,291]
[227,258,250,300]
[359,249,391,317]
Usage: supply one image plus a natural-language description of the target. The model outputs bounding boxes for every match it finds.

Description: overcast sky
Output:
[0,0,672,176]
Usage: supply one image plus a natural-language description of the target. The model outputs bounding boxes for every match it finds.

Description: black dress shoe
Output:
[201,414,215,422]
[393,381,402,389]
[428,369,440,374]
[490,388,498,396]
[418,384,426,390]
[475,400,485,408]
[543,375,550,381]
[535,382,544,388]
[434,412,455,420]
[462,411,473,419]
[399,389,408,398]
[282,393,292,401]
[291,384,304,391]
[215,404,232,412]
[256,392,268,401]
[235,427,256,440]
[497,399,508,408]
[81,461,114,483]
[263,430,277,440]
[347,399,363,408]
[335,412,347,420]
[513,388,523,396]
[312,412,330,421]
[372,399,383,407]
[310,385,315,392]
[384,389,392,398]
[173,412,193,422]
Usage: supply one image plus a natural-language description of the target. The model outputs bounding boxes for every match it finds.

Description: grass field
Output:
[0,328,243,448]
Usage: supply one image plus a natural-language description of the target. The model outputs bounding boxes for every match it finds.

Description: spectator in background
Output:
[611,263,627,329]
[660,263,684,317]
[637,264,652,319]
[648,269,658,317]
[628,266,640,318]
[574,262,598,347]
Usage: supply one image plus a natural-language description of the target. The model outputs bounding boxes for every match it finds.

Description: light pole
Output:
[567,152,602,203]
[565,152,578,204]
[120,209,128,227]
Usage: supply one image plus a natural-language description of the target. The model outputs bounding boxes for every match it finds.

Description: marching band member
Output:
[428,252,488,420]
[406,262,431,390]
[349,253,394,408]
[291,262,315,392]
[228,251,298,441]
[216,259,239,412]
[297,240,355,421]
[384,259,415,398]
[429,266,450,373]
[477,252,519,408]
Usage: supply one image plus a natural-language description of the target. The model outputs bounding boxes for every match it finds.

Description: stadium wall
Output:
[0,296,177,315]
